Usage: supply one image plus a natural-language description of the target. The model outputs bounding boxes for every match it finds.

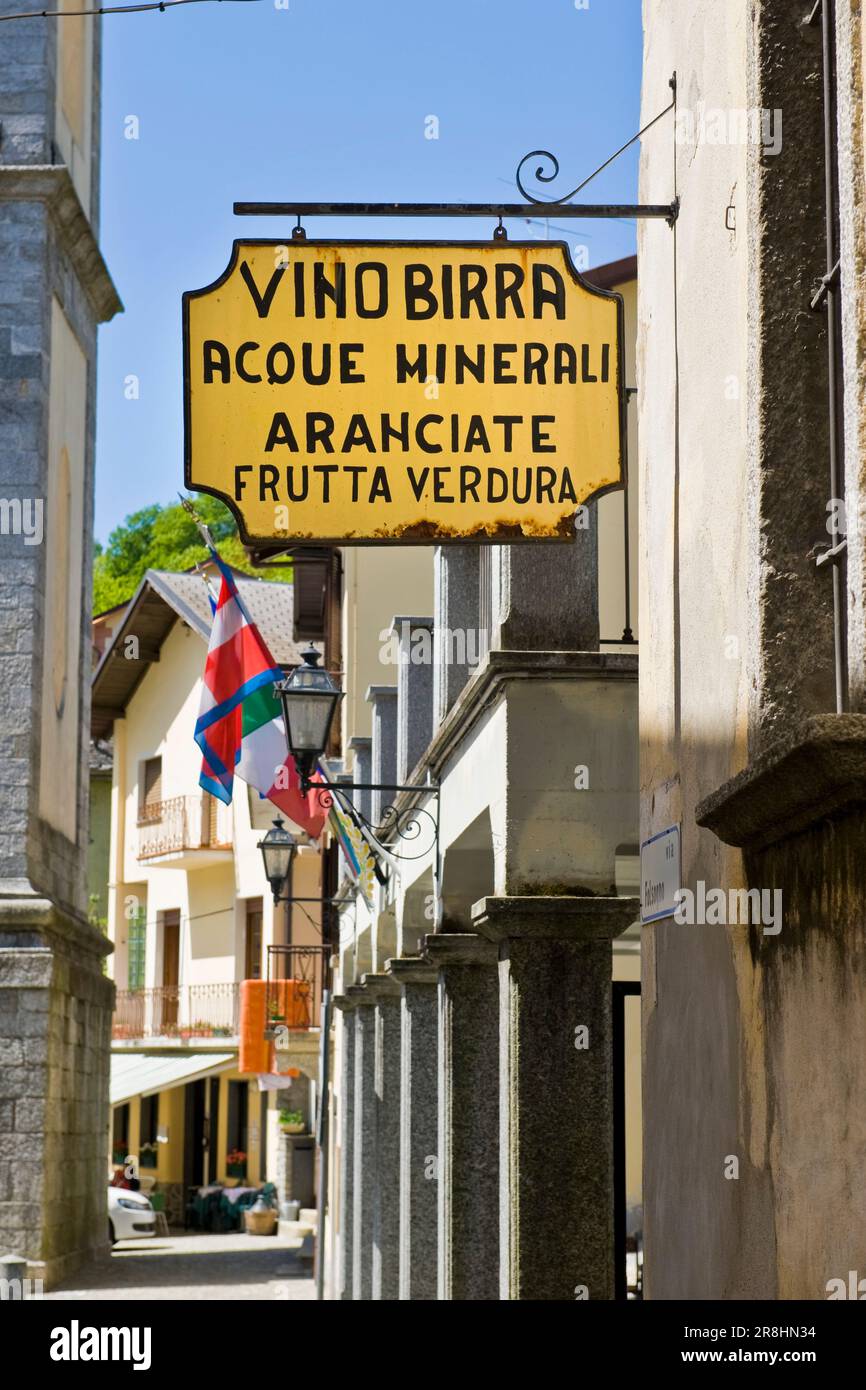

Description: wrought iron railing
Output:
[137,794,232,860]
[265,945,329,1032]
[112,983,240,1040]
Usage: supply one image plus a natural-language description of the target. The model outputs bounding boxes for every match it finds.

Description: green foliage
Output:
[93,494,289,614]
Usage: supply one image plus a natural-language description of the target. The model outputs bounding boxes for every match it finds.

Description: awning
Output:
[110,1052,236,1107]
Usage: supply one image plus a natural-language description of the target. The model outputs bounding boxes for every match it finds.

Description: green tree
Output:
[93,494,289,613]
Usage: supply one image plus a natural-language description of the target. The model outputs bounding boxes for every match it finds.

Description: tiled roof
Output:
[146,569,306,664]
[92,567,319,738]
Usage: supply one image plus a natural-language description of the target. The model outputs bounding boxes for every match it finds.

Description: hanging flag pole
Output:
[178,492,218,551]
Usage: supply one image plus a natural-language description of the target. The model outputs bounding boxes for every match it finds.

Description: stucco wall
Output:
[638,0,769,1300]
[639,0,866,1300]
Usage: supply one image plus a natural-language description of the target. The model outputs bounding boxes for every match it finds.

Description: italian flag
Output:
[194,553,326,838]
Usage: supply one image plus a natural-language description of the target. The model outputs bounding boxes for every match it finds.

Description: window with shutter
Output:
[140,756,163,821]
[293,555,329,639]
[128,907,146,991]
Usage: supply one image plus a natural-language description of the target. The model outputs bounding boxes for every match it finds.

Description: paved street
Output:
[44,1232,316,1302]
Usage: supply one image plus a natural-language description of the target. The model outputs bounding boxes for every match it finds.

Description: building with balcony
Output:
[92,566,330,1224]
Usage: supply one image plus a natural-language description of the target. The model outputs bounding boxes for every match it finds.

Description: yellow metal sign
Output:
[183,241,624,543]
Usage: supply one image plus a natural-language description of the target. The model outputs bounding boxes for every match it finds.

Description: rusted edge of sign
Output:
[182,238,628,549]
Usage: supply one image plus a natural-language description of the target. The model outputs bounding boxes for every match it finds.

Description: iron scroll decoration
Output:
[515,149,574,204]
[312,780,439,867]
[513,81,678,220]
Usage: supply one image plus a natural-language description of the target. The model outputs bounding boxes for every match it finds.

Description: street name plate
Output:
[640,824,681,924]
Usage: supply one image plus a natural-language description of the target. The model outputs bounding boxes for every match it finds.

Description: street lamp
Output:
[271,644,439,872]
[274,646,343,790]
[257,817,297,902]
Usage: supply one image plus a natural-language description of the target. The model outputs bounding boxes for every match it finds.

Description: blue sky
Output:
[95,0,642,541]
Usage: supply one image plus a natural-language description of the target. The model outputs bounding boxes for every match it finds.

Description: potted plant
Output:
[279,1108,305,1135]
[226,1149,247,1178]
[111,1146,127,1166]
[264,1000,285,1042]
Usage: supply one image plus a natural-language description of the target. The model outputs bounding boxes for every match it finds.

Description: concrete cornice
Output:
[0,878,115,962]
[389,614,434,633]
[423,932,498,967]
[409,648,638,788]
[696,713,866,852]
[361,971,402,999]
[471,894,640,942]
[0,164,122,323]
[365,684,398,704]
[385,955,438,986]
[346,983,376,1007]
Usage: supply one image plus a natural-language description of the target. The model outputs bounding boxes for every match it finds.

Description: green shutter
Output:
[128,908,146,992]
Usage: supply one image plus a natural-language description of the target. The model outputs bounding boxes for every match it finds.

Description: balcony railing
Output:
[112,983,240,1040]
[137,794,232,860]
[265,945,329,1032]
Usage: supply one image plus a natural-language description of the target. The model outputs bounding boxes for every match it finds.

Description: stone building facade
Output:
[0,5,120,1284]
[638,0,866,1298]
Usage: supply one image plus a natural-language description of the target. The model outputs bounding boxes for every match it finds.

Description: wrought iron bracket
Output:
[234,199,677,222]
[234,78,679,231]
[311,774,440,873]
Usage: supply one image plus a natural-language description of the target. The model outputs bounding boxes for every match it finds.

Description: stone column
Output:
[387,956,439,1301]
[491,539,599,652]
[366,686,398,826]
[332,993,357,1300]
[364,973,402,1301]
[349,984,376,1300]
[424,933,500,1301]
[473,895,638,1301]
[433,545,480,728]
[347,736,372,825]
[0,16,120,1286]
[392,616,434,782]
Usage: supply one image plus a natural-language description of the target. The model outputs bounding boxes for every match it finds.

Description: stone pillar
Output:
[366,686,398,826]
[332,993,357,1299]
[347,735,372,825]
[424,933,500,1301]
[433,545,480,728]
[364,973,402,1301]
[491,540,599,652]
[387,956,439,1301]
[349,984,376,1300]
[473,895,638,1301]
[0,16,120,1286]
[392,616,434,782]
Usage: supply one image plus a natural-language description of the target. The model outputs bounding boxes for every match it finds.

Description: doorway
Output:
[161,909,180,1031]
[183,1078,206,1190]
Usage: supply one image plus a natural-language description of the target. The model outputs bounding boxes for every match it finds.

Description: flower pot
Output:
[280,1122,305,1135]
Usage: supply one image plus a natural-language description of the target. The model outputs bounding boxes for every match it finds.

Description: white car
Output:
[108,1186,156,1243]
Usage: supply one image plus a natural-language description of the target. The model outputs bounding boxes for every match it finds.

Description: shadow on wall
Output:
[440,810,496,929]
[642,734,866,1301]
